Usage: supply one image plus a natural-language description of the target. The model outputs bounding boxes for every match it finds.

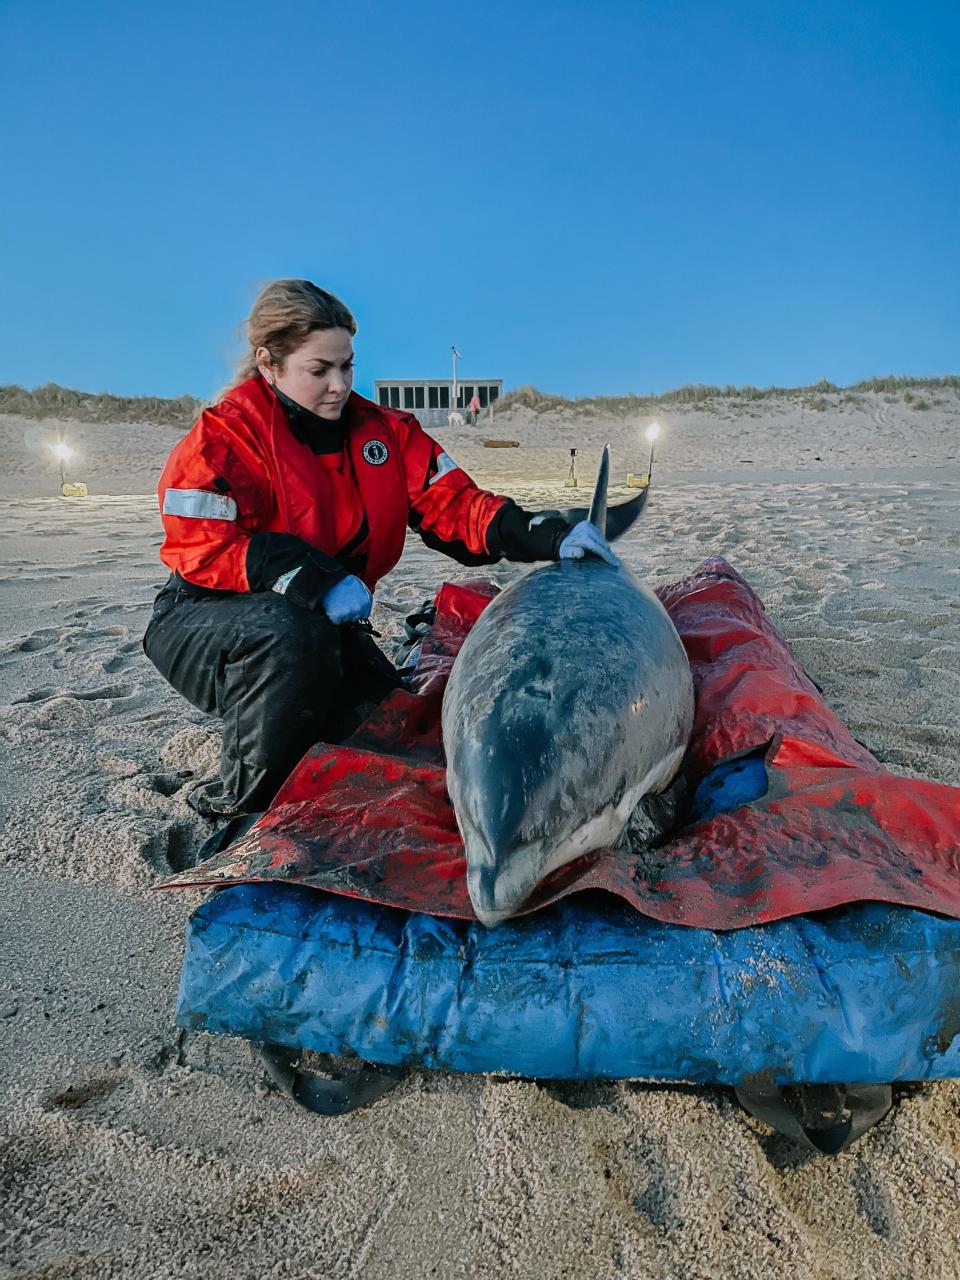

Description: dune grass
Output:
[495,375,960,417]
[1,374,957,426]
[0,382,204,427]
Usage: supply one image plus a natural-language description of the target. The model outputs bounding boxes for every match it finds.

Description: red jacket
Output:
[158,375,509,594]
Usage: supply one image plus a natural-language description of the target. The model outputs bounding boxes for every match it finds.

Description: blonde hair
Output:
[224,279,357,395]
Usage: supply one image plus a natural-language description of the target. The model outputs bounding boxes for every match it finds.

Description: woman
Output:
[145,279,614,819]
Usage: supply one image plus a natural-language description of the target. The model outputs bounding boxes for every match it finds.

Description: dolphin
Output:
[441,446,695,926]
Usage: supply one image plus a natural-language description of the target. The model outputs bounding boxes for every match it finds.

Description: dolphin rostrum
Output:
[442,446,695,926]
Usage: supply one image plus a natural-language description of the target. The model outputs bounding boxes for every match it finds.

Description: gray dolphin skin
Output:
[442,447,695,927]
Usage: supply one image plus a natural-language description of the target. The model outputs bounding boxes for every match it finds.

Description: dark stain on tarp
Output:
[929,996,960,1057]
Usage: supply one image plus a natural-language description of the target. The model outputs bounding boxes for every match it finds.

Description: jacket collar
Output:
[267,381,349,455]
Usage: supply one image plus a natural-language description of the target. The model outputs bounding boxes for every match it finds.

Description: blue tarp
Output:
[177,883,960,1084]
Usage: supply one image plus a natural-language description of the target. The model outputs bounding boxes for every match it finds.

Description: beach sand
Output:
[2,392,960,1278]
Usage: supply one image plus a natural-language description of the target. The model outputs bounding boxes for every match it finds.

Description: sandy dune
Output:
[2,394,960,1278]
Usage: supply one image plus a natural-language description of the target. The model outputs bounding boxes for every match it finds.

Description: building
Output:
[373,378,502,430]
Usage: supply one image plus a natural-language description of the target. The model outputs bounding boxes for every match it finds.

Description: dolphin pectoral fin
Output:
[618,772,692,852]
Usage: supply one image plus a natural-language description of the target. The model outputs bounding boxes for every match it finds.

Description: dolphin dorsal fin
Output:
[588,444,610,532]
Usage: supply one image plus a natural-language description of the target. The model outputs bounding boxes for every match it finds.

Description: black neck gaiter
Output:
[272,384,348,455]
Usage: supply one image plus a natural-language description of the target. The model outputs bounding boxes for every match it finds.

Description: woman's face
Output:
[258,327,355,419]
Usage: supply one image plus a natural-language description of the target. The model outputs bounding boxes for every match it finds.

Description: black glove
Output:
[485,501,572,563]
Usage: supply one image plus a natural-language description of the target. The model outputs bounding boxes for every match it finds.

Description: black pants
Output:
[143,579,400,818]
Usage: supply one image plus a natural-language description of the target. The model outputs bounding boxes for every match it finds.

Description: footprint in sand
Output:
[102,642,141,674]
[2,627,60,654]
[12,685,140,731]
[142,818,206,875]
[852,1160,896,1239]
[12,686,63,705]
[587,1104,689,1231]
[73,683,138,701]
[47,1070,125,1114]
[144,772,189,797]
[65,597,110,619]
[96,603,148,617]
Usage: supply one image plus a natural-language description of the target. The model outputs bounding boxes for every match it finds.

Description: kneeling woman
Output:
[145,279,614,818]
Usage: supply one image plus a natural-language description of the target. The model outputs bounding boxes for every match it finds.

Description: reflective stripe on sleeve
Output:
[162,488,238,521]
[271,567,301,595]
[428,451,460,485]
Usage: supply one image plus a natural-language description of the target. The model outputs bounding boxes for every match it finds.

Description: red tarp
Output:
[158,559,960,930]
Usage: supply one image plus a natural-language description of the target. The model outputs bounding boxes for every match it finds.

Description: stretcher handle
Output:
[735,1082,893,1155]
[259,1042,404,1116]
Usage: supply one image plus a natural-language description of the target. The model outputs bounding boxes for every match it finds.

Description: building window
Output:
[381,383,495,410]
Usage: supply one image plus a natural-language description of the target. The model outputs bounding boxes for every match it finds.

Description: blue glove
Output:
[558,520,619,566]
[322,574,373,625]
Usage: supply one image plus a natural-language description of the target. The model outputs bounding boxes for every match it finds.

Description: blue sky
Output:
[1,0,957,400]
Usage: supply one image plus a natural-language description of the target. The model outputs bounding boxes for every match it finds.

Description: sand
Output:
[2,391,960,1278]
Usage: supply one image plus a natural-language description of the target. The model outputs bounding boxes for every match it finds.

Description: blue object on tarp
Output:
[692,752,769,822]
[177,883,960,1084]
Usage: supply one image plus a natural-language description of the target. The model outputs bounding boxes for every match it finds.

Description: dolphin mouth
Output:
[465,820,580,927]
[467,861,537,928]
[462,826,546,928]
[467,865,514,928]
[461,773,681,927]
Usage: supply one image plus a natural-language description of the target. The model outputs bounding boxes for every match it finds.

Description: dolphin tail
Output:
[560,444,649,544]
